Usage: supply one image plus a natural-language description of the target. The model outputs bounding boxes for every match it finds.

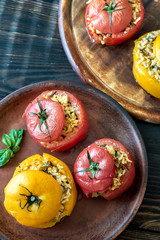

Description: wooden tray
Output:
[0,81,147,240]
[58,0,160,124]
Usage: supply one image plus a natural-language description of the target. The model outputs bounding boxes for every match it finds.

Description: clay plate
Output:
[58,0,160,124]
[0,81,147,240]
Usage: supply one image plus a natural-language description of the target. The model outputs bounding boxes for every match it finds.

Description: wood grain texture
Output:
[0,0,80,100]
[59,0,160,124]
[0,0,159,239]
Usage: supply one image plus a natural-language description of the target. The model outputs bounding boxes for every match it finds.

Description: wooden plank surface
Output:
[0,1,160,239]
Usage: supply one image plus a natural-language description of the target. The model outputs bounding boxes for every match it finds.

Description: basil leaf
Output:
[13,145,20,153]
[0,149,7,157]
[2,134,12,148]
[9,129,18,146]
[0,149,13,167]
[15,129,25,147]
[9,129,25,148]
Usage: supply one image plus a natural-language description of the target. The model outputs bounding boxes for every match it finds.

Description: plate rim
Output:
[0,80,148,240]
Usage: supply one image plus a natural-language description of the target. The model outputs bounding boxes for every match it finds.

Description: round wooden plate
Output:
[0,81,147,240]
[58,0,160,124]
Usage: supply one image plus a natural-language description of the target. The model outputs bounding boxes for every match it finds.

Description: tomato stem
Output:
[75,150,99,180]
[29,99,51,137]
[103,0,126,32]
[50,91,57,98]
[18,184,42,212]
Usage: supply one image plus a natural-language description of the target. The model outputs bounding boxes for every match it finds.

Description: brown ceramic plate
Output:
[58,0,160,124]
[0,81,147,240]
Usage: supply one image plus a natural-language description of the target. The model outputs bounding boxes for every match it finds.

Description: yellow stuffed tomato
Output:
[133,30,160,99]
[4,153,77,228]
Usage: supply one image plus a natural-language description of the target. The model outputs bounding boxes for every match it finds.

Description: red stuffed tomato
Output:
[24,99,65,142]
[74,138,135,200]
[92,138,135,200]
[24,90,88,151]
[85,0,145,45]
[74,144,115,198]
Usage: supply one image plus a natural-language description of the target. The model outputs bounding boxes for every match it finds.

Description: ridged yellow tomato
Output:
[4,170,62,227]
[133,31,160,99]
[4,154,77,228]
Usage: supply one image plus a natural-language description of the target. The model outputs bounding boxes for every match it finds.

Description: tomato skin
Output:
[92,138,135,200]
[85,0,145,45]
[24,99,65,143]
[28,90,89,152]
[103,160,135,200]
[74,145,115,197]
[88,0,132,34]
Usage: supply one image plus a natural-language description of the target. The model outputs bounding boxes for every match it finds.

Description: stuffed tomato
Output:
[133,30,160,99]
[74,138,135,200]
[23,90,88,151]
[85,0,144,45]
[4,153,77,228]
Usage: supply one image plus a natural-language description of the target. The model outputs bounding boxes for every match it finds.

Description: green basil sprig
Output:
[0,129,25,167]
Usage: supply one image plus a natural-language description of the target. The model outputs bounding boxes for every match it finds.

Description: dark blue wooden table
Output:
[0,0,160,239]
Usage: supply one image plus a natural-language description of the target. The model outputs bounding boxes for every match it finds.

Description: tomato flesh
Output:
[74,145,115,197]
[92,138,135,200]
[24,99,65,143]
[103,160,135,200]
[85,0,145,45]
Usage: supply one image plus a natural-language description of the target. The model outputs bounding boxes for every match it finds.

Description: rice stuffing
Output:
[136,30,160,82]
